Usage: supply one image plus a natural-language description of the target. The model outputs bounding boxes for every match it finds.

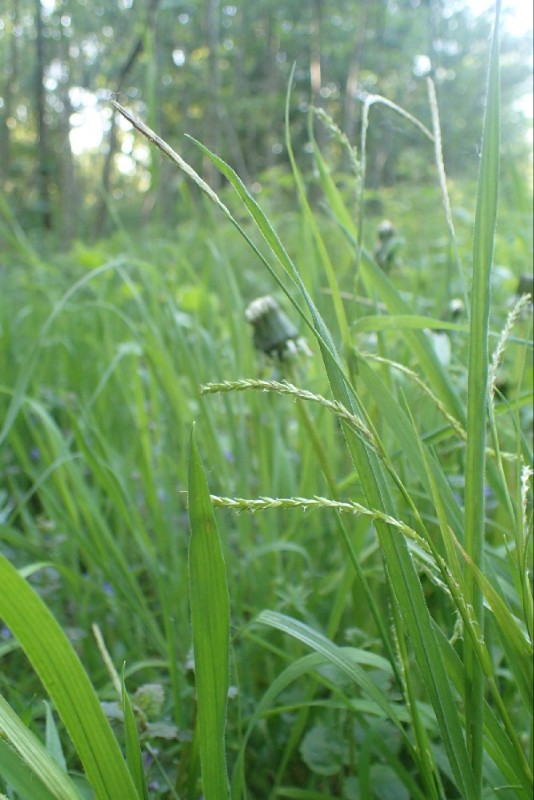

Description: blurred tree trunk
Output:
[310,0,327,150]
[93,0,161,238]
[143,26,161,225]
[0,0,19,189]
[236,3,254,167]
[58,27,76,247]
[204,0,221,189]
[218,106,250,182]
[310,0,322,99]
[264,12,280,171]
[342,0,369,150]
[35,0,52,229]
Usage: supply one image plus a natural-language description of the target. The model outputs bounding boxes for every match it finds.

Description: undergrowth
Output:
[0,3,532,799]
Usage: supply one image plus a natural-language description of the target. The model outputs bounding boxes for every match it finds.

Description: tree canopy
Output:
[0,0,531,239]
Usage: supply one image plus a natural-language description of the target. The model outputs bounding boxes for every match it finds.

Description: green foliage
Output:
[0,4,533,799]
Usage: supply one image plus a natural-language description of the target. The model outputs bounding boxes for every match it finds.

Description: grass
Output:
[0,3,533,798]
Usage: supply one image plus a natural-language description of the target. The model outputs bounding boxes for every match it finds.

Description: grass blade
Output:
[188,426,231,800]
[121,673,149,800]
[189,126,478,800]
[0,696,81,800]
[0,554,139,800]
[0,738,59,800]
[463,3,501,791]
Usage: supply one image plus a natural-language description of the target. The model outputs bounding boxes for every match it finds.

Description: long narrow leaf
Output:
[0,697,80,800]
[0,738,59,800]
[257,610,404,729]
[0,554,139,800]
[116,89,479,800]
[122,673,149,800]
[463,3,501,791]
[231,648,408,800]
[190,123,478,800]
[188,426,231,800]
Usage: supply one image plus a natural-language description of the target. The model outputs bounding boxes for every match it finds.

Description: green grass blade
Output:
[112,99,342,372]
[342,514,477,798]
[44,702,68,772]
[432,624,532,795]
[0,696,81,800]
[185,135,343,367]
[188,426,231,800]
[282,103,351,348]
[309,131,358,238]
[463,3,501,791]
[357,248,466,421]
[352,314,469,333]
[354,357,464,538]
[0,259,128,449]
[189,134,478,799]
[257,610,403,729]
[457,542,533,707]
[231,649,410,800]
[113,94,489,799]
[121,674,149,800]
[0,738,59,800]
[0,555,139,800]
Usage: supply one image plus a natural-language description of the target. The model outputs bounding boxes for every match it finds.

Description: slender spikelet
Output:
[201,378,379,451]
[489,293,532,397]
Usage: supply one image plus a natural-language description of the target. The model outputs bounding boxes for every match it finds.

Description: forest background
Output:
[1,0,532,245]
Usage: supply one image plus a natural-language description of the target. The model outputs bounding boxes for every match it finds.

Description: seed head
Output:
[245,295,310,360]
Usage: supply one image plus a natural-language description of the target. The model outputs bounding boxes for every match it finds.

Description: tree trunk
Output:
[264,11,280,171]
[204,0,221,189]
[35,0,52,229]
[310,0,327,151]
[59,27,76,247]
[93,0,161,238]
[0,0,20,189]
[342,1,369,150]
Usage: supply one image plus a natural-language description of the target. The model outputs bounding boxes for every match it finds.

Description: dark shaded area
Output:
[0,0,531,241]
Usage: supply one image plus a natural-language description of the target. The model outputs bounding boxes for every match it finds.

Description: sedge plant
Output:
[115,1,532,797]
[0,0,531,798]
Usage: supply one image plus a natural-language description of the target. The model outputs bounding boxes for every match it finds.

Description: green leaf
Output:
[188,426,231,800]
[44,702,67,773]
[121,671,149,800]
[0,554,139,800]
[191,128,477,800]
[231,649,416,800]
[352,315,469,333]
[357,248,465,422]
[463,3,501,791]
[0,695,81,800]
[300,725,347,776]
[256,611,404,730]
[0,738,59,800]
[371,764,410,800]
